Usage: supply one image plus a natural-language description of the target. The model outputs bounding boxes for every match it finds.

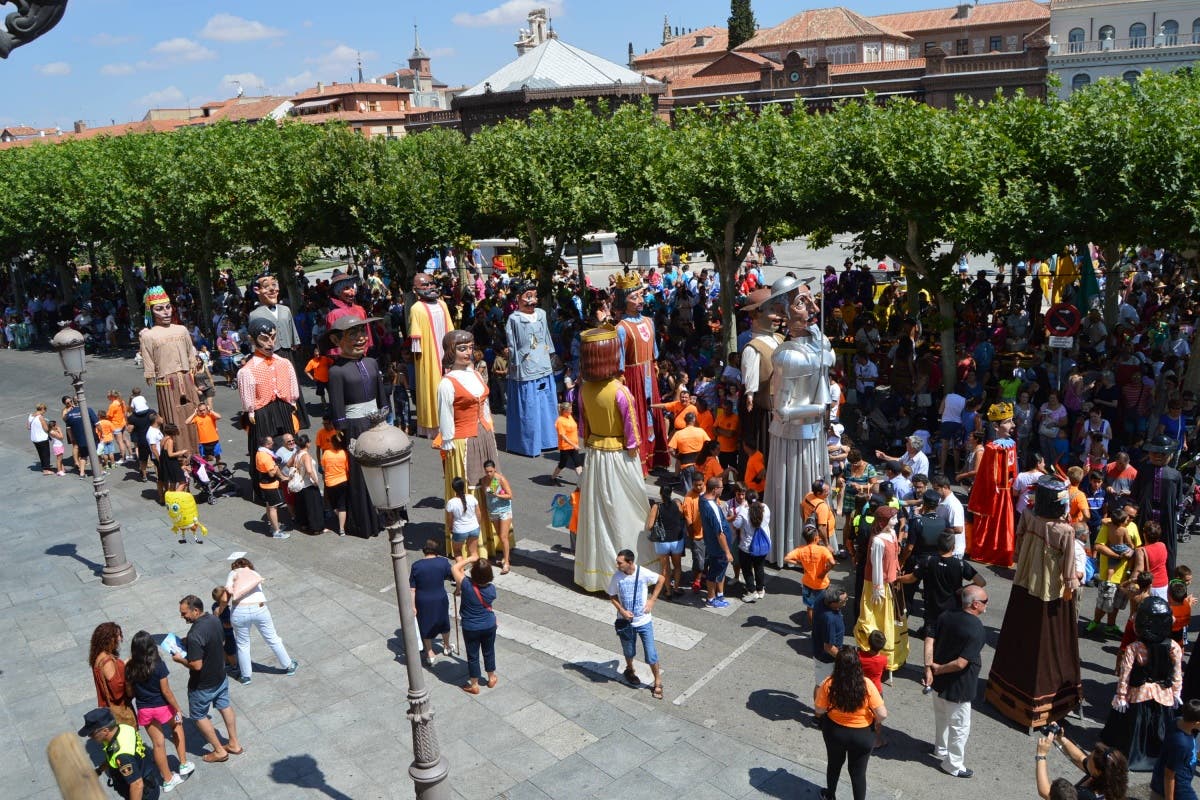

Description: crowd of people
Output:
[19,239,1200,799]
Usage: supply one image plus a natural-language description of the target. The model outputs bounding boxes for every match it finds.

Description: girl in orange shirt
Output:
[107,390,130,463]
[321,432,350,536]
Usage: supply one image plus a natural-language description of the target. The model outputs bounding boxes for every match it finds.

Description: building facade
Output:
[1046,0,1200,97]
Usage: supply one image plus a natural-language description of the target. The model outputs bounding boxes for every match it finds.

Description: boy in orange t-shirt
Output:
[551,402,582,483]
[96,416,116,470]
[785,525,836,626]
[254,435,289,539]
[742,441,766,494]
[714,397,740,470]
[681,481,705,592]
[305,353,334,402]
[186,403,224,467]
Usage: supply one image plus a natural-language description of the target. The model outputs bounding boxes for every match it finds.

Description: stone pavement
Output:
[0,436,894,800]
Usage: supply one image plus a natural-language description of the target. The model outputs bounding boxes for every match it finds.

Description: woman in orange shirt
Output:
[321,432,350,536]
[814,648,888,800]
[107,390,130,464]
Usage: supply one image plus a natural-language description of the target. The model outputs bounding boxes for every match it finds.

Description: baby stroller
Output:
[189,454,238,504]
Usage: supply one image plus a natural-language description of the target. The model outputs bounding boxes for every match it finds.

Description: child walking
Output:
[551,402,582,484]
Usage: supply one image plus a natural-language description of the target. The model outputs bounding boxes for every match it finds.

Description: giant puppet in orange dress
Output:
[615,273,670,475]
[968,402,1019,566]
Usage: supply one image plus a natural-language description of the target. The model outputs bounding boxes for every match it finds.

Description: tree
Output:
[727,0,757,50]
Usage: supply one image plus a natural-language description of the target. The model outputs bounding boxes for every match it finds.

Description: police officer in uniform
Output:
[901,489,948,610]
[846,493,882,624]
[79,707,162,799]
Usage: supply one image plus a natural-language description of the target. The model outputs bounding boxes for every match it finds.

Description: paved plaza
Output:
[0,279,1177,800]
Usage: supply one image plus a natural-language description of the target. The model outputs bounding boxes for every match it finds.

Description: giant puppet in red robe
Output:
[968,402,1019,566]
[614,273,670,475]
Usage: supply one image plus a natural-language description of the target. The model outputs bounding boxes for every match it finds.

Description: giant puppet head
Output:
[328,313,378,360]
[144,286,173,327]
[513,279,540,314]
[783,284,818,338]
[329,270,357,304]
[442,329,474,372]
[614,271,644,317]
[247,317,278,356]
[412,272,441,303]
[255,274,280,307]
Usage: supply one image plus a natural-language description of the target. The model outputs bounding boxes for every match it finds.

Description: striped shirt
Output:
[238,354,299,413]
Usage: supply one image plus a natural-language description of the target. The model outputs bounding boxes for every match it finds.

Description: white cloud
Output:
[222,72,265,91]
[200,14,284,43]
[279,70,315,93]
[90,32,136,47]
[101,63,136,76]
[429,47,456,58]
[452,0,563,28]
[139,86,185,107]
[150,37,216,63]
[305,44,375,76]
[36,61,71,76]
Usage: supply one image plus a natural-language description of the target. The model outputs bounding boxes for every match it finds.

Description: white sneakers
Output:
[178,762,195,777]
[162,773,184,792]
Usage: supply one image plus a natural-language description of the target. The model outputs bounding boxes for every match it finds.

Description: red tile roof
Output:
[0,118,194,148]
[196,96,292,123]
[741,7,911,49]
[632,26,729,64]
[871,0,1049,35]
[829,57,927,75]
[289,109,413,126]
[669,71,765,91]
[291,82,412,101]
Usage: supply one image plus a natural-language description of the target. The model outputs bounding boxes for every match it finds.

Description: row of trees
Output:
[0,69,1197,374]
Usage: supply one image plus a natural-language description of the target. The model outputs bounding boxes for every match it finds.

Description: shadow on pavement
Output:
[269,754,353,799]
[45,542,103,576]
[749,766,818,798]
[747,687,811,722]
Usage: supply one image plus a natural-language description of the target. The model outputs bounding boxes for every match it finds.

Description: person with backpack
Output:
[733,490,772,602]
[803,479,838,554]
[645,486,688,598]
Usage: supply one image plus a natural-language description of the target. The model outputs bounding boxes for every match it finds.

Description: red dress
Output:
[968,438,1018,566]
[618,316,670,474]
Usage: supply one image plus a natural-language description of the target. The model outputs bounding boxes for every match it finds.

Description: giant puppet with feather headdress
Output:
[138,285,201,454]
[968,401,1020,566]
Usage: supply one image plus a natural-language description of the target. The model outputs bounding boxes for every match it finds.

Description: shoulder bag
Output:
[646,504,668,543]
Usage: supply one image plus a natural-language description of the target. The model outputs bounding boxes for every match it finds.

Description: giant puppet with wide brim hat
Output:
[763,280,834,567]
[614,271,670,475]
[409,271,452,439]
[1132,434,1185,573]
[741,279,789,463]
[326,313,387,537]
[237,316,301,498]
[504,278,559,457]
[326,269,373,354]
[985,475,1082,729]
[967,401,1020,566]
[138,285,202,455]
[575,327,652,592]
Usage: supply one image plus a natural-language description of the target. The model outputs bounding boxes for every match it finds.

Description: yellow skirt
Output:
[854,580,910,672]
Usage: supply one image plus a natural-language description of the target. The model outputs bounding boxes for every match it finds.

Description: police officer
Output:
[79,707,162,799]
[846,493,882,623]
[901,489,948,610]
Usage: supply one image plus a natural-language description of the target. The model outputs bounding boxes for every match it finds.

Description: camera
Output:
[1041,722,1061,737]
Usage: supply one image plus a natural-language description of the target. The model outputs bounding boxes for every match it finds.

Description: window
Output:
[825,44,857,65]
[884,43,896,60]
[863,42,881,62]
[1067,28,1085,53]
[924,41,938,53]
[563,241,603,257]
[1098,25,1115,41]
[1194,18,1200,44]
[1129,22,1147,47]
[1123,70,1140,86]
[955,38,969,55]
[989,35,1003,52]
[1071,73,1091,92]
[1161,20,1179,46]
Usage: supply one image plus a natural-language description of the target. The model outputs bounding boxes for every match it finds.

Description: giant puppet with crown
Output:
[614,271,670,475]
[968,401,1019,566]
[138,286,201,454]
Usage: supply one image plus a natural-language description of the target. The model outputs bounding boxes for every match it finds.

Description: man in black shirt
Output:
[924,584,987,779]
[174,595,243,763]
[901,530,986,637]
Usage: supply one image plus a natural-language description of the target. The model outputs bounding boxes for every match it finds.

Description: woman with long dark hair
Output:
[733,489,771,602]
[125,630,192,790]
[88,622,133,726]
[814,647,888,800]
[646,485,688,597]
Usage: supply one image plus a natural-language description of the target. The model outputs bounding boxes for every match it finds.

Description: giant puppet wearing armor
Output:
[249,273,310,430]
[504,279,558,456]
[410,272,452,439]
[615,273,670,475]
[326,314,387,538]
[237,317,300,496]
[985,475,1082,728]
[1133,435,1185,573]
[764,280,834,567]
[138,286,201,455]
[741,283,786,462]
[437,329,505,558]
[576,327,652,592]
[968,403,1020,566]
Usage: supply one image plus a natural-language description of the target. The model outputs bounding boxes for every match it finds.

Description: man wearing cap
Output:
[237,318,300,498]
[139,286,201,455]
[249,274,309,429]
[739,285,785,463]
[409,272,452,439]
[504,280,558,457]
[1133,435,1185,572]
[326,270,373,353]
[79,707,162,799]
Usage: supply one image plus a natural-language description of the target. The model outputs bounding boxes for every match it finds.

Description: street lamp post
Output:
[350,420,449,800]
[50,328,137,587]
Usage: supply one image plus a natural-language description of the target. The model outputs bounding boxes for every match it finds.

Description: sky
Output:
[2,0,970,130]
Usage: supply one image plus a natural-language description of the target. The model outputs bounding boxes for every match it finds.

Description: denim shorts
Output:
[802,584,823,608]
[199,441,222,459]
[188,677,230,720]
[618,620,659,665]
[654,539,685,556]
[452,527,480,544]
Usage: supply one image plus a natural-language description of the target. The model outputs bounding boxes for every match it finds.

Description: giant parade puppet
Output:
[138,286,201,455]
[614,273,670,475]
[504,279,558,457]
[968,402,1019,566]
[409,272,452,439]
[576,327,652,592]
[237,317,301,497]
[741,284,786,463]
[251,273,309,430]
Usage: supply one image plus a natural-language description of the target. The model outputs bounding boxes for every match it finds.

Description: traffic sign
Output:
[1045,303,1082,336]
[1048,336,1074,349]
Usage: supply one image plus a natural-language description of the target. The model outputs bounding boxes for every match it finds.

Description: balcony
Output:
[1057,34,1199,55]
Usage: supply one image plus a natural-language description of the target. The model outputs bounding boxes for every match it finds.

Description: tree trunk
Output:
[272,245,304,312]
[715,212,758,359]
[904,218,958,392]
[54,254,75,305]
[117,254,142,334]
[1101,243,1122,329]
[576,241,587,318]
[194,259,215,339]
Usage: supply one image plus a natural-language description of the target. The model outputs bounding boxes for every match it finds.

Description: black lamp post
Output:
[51,327,137,587]
[350,420,449,799]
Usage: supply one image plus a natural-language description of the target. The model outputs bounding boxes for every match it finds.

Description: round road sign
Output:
[1045,303,1082,337]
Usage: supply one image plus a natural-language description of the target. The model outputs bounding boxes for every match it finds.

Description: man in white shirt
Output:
[933,475,966,557]
[853,351,878,411]
[274,434,298,480]
[607,549,666,697]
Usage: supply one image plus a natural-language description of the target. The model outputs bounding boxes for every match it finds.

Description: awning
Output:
[292,98,339,110]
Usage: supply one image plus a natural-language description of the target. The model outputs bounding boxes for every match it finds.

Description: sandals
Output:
[202,752,229,763]
[487,674,498,689]
[652,683,664,700]
[500,564,510,575]
[461,683,480,695]
[623,667,640,686]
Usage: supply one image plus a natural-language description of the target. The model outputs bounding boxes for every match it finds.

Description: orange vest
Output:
[446,375,493,439]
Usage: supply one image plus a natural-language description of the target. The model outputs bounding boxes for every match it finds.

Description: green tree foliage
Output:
[727,0,757,50]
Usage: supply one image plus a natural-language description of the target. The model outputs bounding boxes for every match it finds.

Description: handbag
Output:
[749,526,771,557]
[97,654,137,728]
[646,505,668,543]
[614,568,640,639]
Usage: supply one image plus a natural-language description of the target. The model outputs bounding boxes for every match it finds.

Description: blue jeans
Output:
[618,620,659,665]
[463,625,497,680]
[187,677,230,720]
[231,603,292,679]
